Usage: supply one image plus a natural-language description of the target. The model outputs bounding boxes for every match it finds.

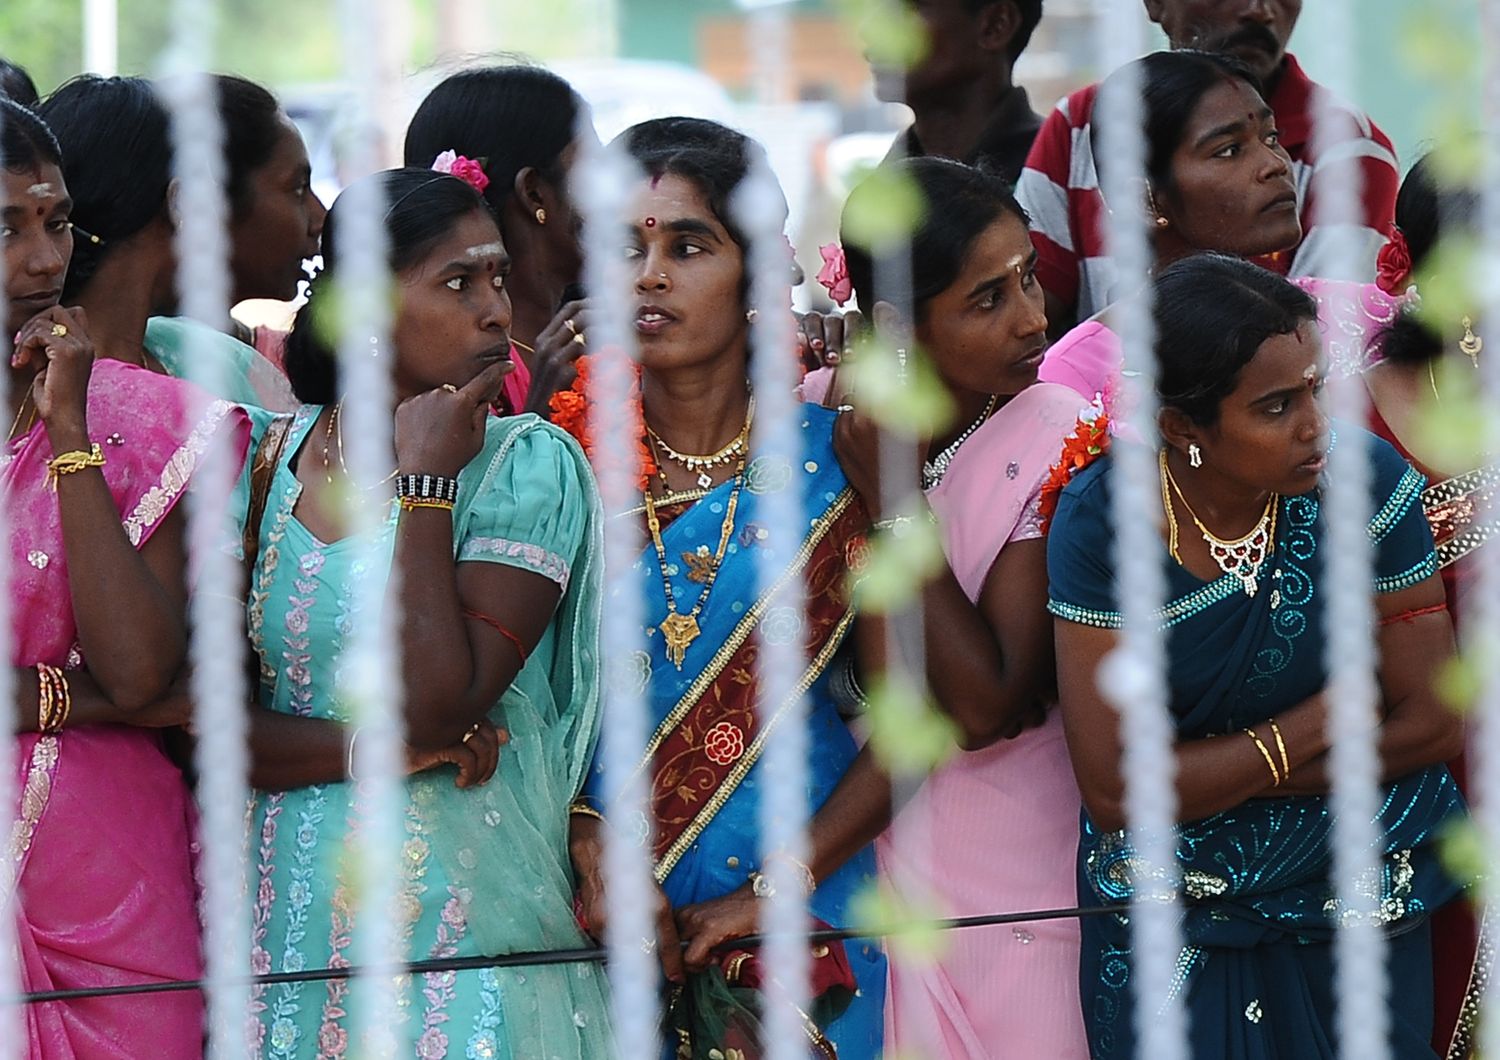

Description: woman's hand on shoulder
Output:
[524,299,592,416]
[831,407,921,520]
[15,305,94,443]
[405,718,508,788]
[796,309,863,371]
[394,359,511,477]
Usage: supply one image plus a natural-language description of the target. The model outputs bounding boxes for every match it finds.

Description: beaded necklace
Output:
[922,394,997,490]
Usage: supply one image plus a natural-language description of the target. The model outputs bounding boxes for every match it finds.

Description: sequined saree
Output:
[1047,429,1465,1059]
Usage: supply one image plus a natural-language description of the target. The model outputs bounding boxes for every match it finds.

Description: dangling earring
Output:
[1460,315,1483,366]
[745,308,758,323]
[534,207,547,226]
[1188,443,1202,468]
[1146,186,1168,229]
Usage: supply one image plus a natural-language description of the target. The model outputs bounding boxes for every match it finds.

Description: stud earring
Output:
[1188,443,1202,468]
[1154,215,1169,229]
[745,308,758,323]
[534,207,547,225]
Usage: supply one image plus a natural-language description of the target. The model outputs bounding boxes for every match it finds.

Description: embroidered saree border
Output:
[635,488,856,774]
[643,488,860,881]
[1425,464,1500,571]
[123,399,235,546]
[3,736,60,906]
[653,608,856,881]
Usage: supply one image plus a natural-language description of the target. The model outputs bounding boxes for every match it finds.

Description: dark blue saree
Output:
[1046,428,1465,1059]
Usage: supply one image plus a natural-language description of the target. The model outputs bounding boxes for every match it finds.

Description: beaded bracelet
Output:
[46,443,106,489]
[395,473,459,505]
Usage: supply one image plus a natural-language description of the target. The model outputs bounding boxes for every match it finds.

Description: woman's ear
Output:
[1158,405,1199,458]
[870,299,904,335]
[513,166,546,219]
[165,178,183,232]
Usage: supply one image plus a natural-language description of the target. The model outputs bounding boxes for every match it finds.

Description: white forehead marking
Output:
[466,242,504,259]
[26,183,53,198]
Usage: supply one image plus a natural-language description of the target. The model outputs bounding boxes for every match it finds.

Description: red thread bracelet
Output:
[462,608,529,665]
[1378,602,1448,627]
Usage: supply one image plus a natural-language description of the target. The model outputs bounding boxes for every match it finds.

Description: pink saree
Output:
[4,360,248,1058]
[878,381,1090,1059]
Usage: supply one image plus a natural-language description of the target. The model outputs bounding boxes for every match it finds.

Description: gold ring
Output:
[571,332,587,346]
[441,383,459,393]
[461,722,481,744]
[563,319,578,335]
[50,324,67,338]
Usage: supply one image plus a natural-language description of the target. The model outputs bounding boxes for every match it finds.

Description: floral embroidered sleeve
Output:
[456,420,595,592]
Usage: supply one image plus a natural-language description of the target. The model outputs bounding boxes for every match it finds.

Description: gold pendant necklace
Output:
[643,432,749,669]
[648,396,755,489]
[1161,450,1278,597]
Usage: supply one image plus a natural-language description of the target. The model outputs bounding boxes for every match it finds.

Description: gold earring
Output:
[534,207,547,226]
[1460,315,1483,366]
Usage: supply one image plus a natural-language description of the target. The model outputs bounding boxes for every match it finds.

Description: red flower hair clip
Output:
[1375,227,1413,296]
[431,150,490,196]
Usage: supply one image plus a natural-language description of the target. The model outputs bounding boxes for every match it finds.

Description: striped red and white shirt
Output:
[1015,54,1399,323]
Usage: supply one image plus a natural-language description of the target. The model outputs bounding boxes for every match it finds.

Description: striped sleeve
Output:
[1290,109,1399,282]
[1019,92,1088,309]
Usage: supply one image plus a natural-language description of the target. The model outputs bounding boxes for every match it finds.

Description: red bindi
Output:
[644,217,656,228]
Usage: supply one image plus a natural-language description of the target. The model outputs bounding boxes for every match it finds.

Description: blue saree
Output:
[580,404,885,1058]
[1046,428,1465,1059]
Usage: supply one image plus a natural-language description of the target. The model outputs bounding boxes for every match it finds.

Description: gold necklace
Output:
[1160,449,1278,597]
[1428,359,1443,404]
[643,446,747,670]
[330,400,399,491]
[7,389,36,442]
[647,396,756,489]
[1159,449,1182,562]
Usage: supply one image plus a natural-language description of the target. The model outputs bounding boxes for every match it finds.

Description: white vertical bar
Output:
[574,137,661,1060]
[335,0,404,1055]
[83,0,119,76]
[0,110,25,1060]
[1091,7,1185,1059]
[1301,3,1389,1057]
[155,1,252,1054]
[739,11,812,1057]
[1471,3,1500,1056]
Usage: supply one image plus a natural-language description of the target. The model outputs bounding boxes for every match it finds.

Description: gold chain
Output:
[647,396,755,489]
[642,401,753,670]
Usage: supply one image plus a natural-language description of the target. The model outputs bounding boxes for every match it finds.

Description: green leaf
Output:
[850,881,950,964]
[855,513,947,613]
[863,672,958,777]
[834,0,928,72]
[840,165,928,251]
[841,337,955,438]
[1438,817,1485,888]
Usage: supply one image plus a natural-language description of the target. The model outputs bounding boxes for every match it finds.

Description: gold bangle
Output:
[398,496,455,513]
[1268,719,1290,777]
[46,443,106,489]
[1244,727,1281,787]
[37,664,70,733]
[569,802,606,823]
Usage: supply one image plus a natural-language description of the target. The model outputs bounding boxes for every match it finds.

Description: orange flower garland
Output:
[1038,400,1110,535]
[548,355,658,491]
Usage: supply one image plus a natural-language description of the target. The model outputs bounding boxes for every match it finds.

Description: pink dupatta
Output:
[5,360,249,1058]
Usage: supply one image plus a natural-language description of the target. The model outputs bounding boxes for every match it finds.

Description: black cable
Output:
[10,900,1132,1006]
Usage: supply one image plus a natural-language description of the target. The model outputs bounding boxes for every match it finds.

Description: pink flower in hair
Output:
[431,150,490,195]
[816,243,853,306]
